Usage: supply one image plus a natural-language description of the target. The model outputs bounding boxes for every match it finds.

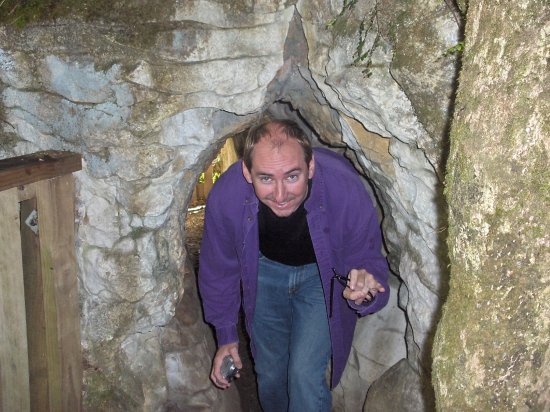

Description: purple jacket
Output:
[198,147,389,387]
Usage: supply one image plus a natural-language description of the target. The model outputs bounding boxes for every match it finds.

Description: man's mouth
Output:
[267,198,294,210]
[274,201,289,209]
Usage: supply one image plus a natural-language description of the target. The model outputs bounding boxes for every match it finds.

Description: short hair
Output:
[242,119,312,170]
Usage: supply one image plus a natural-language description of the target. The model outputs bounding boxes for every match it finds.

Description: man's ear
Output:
[242,161,253,183]
[308,155,315,179]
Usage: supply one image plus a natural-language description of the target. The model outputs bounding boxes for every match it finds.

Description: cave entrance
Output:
[185,137,239,271]
[184,134,261,411]
[181,107,406,411]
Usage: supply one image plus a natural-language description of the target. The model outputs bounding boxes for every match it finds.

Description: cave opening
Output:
[180,104,407,411]
[183,134,262,411]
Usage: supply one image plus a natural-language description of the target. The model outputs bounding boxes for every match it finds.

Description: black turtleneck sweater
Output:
[258,182,316,266]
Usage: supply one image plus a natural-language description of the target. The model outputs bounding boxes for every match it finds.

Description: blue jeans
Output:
[252,255,331,412]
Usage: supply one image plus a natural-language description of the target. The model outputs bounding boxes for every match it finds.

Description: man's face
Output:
[242,134,314,217]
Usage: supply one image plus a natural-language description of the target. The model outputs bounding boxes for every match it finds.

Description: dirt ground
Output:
[185,209,262,412]
[184,208,205,271]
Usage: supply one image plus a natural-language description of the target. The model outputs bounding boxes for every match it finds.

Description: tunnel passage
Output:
[175,107,410,411]
[183,136,262,411]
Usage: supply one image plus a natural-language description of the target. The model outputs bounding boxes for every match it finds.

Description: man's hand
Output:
[342,268,385,306]
[211,342,242,389]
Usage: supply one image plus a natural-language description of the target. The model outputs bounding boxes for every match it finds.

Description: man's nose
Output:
[274,182,286,202]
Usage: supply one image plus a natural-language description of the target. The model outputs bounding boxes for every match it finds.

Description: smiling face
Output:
[242,132,315,217]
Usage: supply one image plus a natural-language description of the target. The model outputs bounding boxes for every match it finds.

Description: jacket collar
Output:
[305,156,324,213]
[242,160,259,209]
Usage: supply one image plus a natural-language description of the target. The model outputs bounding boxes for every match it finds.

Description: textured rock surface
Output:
[364,358,430,412]
[432,1,549,410]
[295,3,458,407]
[0,0,462,410]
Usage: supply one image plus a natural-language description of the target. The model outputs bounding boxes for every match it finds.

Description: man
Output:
[198,119,389,411]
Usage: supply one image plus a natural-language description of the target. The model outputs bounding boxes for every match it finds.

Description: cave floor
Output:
[185,208,261,412]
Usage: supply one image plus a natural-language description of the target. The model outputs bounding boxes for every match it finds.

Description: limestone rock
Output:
[433,1,549,409]
[364,358,433,412]
[0,0,463,409]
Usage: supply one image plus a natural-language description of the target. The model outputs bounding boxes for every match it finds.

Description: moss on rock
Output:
[433,1,549,410]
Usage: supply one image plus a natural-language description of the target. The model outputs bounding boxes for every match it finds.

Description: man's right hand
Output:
[210,342,242,389]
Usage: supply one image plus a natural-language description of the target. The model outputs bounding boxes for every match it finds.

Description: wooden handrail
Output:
[0,151,82,192]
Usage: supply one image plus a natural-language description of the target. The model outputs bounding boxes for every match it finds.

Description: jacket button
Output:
[247,216,252,222]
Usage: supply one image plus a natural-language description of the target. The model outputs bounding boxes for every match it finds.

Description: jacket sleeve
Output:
[198,190,242,347]
[344,179,390,316]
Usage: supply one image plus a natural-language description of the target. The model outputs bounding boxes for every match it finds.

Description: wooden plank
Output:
[20,197,51,411]
[36,175,82,411]
[0,188,31,412]
[0,151,82,192]
[204,164,214,196]
[16,183,38,202]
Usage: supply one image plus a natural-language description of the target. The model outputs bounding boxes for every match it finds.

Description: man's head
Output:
[242,119,315,217]
[243,119,313,171]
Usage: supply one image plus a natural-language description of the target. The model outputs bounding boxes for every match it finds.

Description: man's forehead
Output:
[256,167,303,176]
[250,137,306,170]
[255,134,300,154]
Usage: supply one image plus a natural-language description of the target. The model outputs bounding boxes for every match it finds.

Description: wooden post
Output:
[0,187,30,412]
[0,151,82,412]
[203,164,214,199]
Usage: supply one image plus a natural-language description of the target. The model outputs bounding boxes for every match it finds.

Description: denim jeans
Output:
[252,255,331,412]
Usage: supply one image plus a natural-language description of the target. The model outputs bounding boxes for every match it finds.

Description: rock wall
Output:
[0,1,461,410]
[433,1,549,410]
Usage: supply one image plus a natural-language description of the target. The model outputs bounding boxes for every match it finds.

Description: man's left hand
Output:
[343,268,385,305]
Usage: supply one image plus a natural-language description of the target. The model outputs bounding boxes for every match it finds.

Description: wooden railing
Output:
[0,151,82,412]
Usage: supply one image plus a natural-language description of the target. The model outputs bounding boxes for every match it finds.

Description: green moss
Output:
[327,6,362,38]
[0,0,174,28]
[129,227,149,240]
[0,102,20,152]
[326,0,357,31]
[0,131,19,152]
[93,147,111,162]
[384,9,408,45]
[83,368,117,410]
[83,362,141,411]
[0,0,98,27]
[456,0,467,14]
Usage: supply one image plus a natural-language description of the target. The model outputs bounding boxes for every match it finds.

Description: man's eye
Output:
[260,176,272,183]
[287,175,298,182]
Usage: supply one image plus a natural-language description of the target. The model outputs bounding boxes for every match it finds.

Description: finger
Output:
[343,286,354,300]
[229,348,243,370]
[211,359,227,387]
[213,377,229,389]
[367,282,384,294]
[348,289,369,302]
[352,290,367,305]
[347,276,356,291]
[348,269,362,291]
[211,372,225,388]
[211,367,230,388]
[363,274,385,294]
